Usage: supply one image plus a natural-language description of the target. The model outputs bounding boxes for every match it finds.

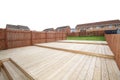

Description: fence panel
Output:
[55,32,63,40]
[32,31,43,44]
[40,32,46,39]
[46,32,56,42]
[40,32,47,43]
[62,33,67,40]
[105,34,120,69]
[59,32,63,40]
[6,29,31,48]
[46,32,56,39]
[0,29,67,50]
[0,29,5,50]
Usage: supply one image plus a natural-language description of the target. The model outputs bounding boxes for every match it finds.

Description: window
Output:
[100,26,104,28]
[80,28,86,32]
[96,26,100,29]
[115,24,120,28]
[109,25,113,28]
[71,28,76,32]
[89,27,93,30]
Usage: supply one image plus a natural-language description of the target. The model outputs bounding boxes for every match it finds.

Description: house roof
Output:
[76,20,120,28]
[43,28,54,31]
[6,24,30,30]
[56,26,70,30]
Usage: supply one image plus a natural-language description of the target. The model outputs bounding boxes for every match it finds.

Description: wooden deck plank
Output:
[66,55,90,80]
[85,46,98,80]
[23,53,61,69]
[28,53,71,74]
[100,45,109,80]
[101,58,109,80]
[61,55,86,80]
[93,58,101,80]
[85,57,97,80]
[92,45,102,80]
[40,55,82,80]
[106,59,117,80]
[77,56,93,80]
[34,54,74,79]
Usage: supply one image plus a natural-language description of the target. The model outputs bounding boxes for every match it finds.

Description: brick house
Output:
[6,24,30,31]
[43,28,54,32]
[56,26,71,34]
[71,28,76,32]
[75,20,120,32]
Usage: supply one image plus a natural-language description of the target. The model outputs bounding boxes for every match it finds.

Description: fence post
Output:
[55,31,56,41]
[62,32,63,40]
[45,32,47,42]
[5,29,8,49]
[31,31,33,45]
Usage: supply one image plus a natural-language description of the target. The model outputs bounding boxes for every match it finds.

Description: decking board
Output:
[58,40,108,45]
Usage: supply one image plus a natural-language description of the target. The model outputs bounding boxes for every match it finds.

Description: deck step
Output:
[57,41,108,45]
[0,58,34,80]
[3,61,30,80]
[0,68,9,80]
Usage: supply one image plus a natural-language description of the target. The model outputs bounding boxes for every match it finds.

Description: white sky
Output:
[0,0,120,31]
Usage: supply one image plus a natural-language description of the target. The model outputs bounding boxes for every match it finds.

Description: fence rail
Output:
[105,34,120,69]
[0,29,67,50]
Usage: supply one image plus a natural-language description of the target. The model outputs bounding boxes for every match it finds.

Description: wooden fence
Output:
[105,34,120,69]
[0,29,6,50]
[6,30,31,48]
[32,31,47,44]
[68,31,104,36]
[0,29,67,50]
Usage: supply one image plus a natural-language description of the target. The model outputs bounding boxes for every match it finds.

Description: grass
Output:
[67,36,105,41]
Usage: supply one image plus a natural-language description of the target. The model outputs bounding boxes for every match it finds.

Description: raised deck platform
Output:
[35,41,114,59]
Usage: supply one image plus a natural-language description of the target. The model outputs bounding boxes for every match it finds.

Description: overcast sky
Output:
[0,0,120,31]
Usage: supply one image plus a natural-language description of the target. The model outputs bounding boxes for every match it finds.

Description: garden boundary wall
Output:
[105,34,120,69]
[0,29,67,50]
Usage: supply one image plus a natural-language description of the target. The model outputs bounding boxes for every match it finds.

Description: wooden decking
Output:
[0,58,34,80]
[0,40,120,80]
[58,40,108,45]
[35,42,114,59]
[57,40,108,45]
